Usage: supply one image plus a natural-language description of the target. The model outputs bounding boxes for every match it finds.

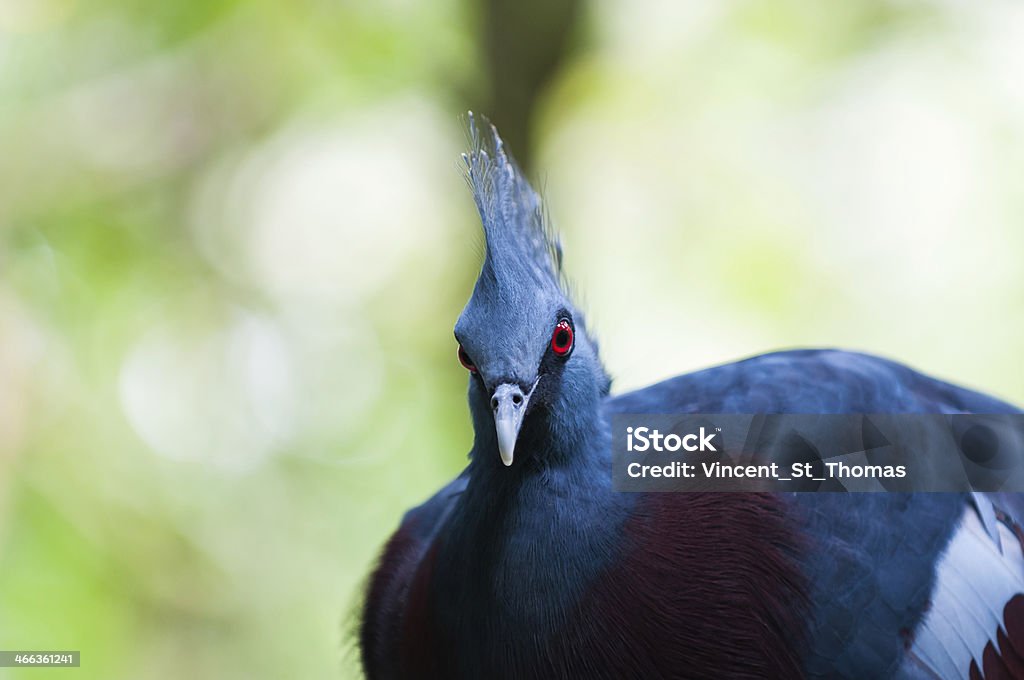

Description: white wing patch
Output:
[900,499,1024,679]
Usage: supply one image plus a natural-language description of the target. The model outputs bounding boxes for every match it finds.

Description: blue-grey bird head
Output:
[454,114,610,469]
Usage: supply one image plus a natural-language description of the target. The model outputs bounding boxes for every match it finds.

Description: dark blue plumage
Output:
[360,115,1024,679]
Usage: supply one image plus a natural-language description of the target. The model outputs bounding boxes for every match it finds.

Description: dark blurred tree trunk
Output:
[480,0,582,171]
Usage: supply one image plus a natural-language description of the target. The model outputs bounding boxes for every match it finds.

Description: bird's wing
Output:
[792,493,1024,679]
[360,472,468,679]
[788,493,968,678]
[898,493,1024,680]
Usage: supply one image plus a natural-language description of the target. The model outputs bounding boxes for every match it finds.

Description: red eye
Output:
[551,319,574,356]
[458,344,477,373]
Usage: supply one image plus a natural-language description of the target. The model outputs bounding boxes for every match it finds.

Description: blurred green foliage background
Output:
[0,0,1022,678]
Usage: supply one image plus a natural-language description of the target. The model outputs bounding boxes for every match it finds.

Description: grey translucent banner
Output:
[611,414,1024,492]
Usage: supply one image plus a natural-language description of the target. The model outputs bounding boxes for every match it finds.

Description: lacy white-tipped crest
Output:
[461,112,565,293]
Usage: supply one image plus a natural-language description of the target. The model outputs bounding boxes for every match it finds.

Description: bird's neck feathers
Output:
[439,399,631,648]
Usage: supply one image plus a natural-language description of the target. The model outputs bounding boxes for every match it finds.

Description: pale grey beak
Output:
[491,379,539,466]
